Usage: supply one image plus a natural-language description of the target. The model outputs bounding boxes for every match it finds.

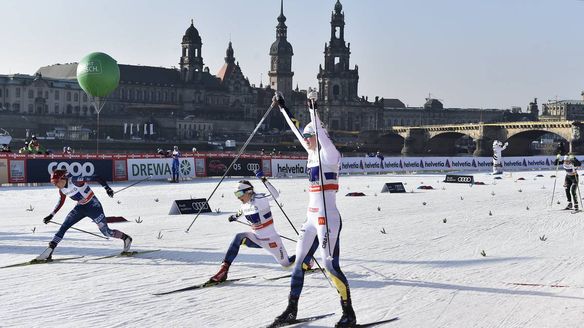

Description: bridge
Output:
[360,121,584,156]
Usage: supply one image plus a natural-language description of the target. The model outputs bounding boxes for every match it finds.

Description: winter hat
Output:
[303,123,315,136]
[235,180,254,193]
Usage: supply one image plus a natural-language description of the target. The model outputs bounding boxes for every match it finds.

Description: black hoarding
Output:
[206,157,262,177]
[26,159,113,183]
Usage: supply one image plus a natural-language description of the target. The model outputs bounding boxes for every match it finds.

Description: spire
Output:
[334,0,343,14]
[225,41,235,64]
[276,0,287,38]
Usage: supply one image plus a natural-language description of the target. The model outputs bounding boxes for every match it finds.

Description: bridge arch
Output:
[503,130,568,156]
[377,132,405,154]
[425,132,475,155]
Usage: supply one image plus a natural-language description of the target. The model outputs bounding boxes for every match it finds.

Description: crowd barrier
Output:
[0,153,560,184]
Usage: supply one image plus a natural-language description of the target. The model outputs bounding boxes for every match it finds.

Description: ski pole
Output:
[233,219,296,243]
[308,93,333,259]
[550,157,560,206]
[114,175,153,195]
[48,221,109,240]
[185,102,277,233]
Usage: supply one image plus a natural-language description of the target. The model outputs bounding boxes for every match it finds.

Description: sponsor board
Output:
[206,157,262,177]
[9,160,25,183]
[381,182,406,193]
[444,174,475,184]
[113,160,127,181]
[128,158,195,180]
[26,159,113,183]
[271,159,308,177]
[0,158,8,184]
[169,198,211,215]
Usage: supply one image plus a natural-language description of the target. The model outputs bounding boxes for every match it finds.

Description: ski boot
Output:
[302,258,315,271]
[35,241,57,261]
[122,234,133,253]
[564,203,573,210]
[209,261,230,283]
[270,295,298,327]
[574,204,580,212]
[335,299,357,328]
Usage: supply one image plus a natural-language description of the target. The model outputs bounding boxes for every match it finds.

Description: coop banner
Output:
[270,158,308,177]
[26,159,113,183]
[127,158,195,180]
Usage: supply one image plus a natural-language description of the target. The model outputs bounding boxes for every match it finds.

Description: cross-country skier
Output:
[492,140,508,175]
[209,176,310,283]
[270,90,357,328]
[556,154,582,211]
[171,145,181,183]
[35,169,132,260]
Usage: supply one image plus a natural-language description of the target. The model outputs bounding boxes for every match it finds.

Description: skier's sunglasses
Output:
[302,133,315,139]
[234,189,251,198]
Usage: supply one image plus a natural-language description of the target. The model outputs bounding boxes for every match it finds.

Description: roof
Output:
[216,63,236,82]
[182,21,201,44]
[381,98,405,108]
[36,63,182,86]
[270,39,293,56]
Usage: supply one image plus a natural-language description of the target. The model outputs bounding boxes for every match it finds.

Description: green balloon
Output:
[76,52,120,98]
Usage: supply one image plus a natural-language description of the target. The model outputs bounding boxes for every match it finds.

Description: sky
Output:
[0,0,583,109]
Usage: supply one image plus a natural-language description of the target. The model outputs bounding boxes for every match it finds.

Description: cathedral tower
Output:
[180,20,204,82]
[268,0,294,100]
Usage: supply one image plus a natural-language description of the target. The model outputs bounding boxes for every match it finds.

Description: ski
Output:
[153,276,257,296]
[571,210,582,214]
[356,316,399,327]
[265,268,321,281]
[88,249,160,261]
[264,313,335,328]
[1,256,85,269]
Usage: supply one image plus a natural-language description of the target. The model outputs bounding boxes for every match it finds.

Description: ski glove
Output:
[228,215,238,222]
[43,214,54,224]
[105,186,114,198]
[254,169,266,182]
[272,92,286,108]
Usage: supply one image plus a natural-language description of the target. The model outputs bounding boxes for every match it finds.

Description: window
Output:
[333,85,340,96]
[163,92,168,102]
[45,91,48,98]
[54,104,59,114]
[66,104,72,114]
[83,94,87,102]
[28,89,34,99]
[37,90,42,97]
[74,93,79,102]
[334,26,340,39]
[55,90,60,100]
[0,89,2,97]
[66,92,71,101]
[28,104,33,113]
[15,88,20,98]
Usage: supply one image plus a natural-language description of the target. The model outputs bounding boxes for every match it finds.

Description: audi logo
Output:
[191,201,210,210]
[247,163,260,171]
[457,177,472,183]
[48,162,95,177]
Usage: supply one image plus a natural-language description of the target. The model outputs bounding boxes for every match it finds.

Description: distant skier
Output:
[556,154,581,211]
[171,145,181,183]
[492,140,508,175]
[36,169,132,260]
[271,90,357,328]
[209,176,310,283]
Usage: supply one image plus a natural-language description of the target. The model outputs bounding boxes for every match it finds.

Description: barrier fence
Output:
[0,153,561,184]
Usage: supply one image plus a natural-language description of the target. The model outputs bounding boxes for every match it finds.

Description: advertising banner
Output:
[206,157,261,177]
[127,158,195,180]
[271,158,308,177]
[26,159,113,183]
[113,159,127,181]
[9,160,25,183]
[0,158,8,184]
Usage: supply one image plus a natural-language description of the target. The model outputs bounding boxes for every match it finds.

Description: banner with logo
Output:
[113,160,127,181]
[26,159,113,183]
[0,158,8,184]
[127,158,195,180]
[9,160,26,183]
[206,157,261,177]
[271,158,308,177]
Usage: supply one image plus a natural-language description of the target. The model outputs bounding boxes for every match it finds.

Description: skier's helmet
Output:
[173,145,178,150]
[50,169,67,184]
[302,123,316,138]
[234,180,254,198]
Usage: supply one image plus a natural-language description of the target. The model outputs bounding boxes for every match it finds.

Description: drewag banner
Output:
[127,158,195,180]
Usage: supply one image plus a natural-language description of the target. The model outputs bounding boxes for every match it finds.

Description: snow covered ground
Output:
[2,170,584,328]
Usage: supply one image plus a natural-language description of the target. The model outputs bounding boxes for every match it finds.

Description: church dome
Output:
[424,98,443,110]
[182,21,201,44]
[270,39,293,56]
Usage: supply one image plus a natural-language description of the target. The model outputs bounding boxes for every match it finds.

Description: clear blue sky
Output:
[1,0,582,109]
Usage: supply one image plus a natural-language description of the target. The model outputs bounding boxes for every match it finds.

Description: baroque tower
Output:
[268,0,294,100]
[317,0,359,103]
[180,20,204,82]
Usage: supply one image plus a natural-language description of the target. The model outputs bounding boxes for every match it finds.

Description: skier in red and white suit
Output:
[271,91,356,328]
